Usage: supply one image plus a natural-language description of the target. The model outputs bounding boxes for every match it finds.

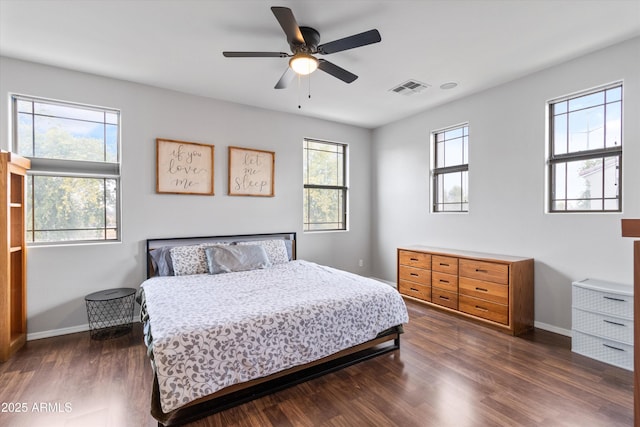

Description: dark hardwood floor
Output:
[0,299,633,426]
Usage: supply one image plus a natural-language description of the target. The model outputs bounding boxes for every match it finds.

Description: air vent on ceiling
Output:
[389,79,430,95]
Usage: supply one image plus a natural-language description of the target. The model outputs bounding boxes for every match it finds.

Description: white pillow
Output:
[169,245,208,276]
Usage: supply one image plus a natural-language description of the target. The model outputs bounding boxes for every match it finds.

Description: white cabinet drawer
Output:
[572,331,633,371]
[572,308,634,345]
[572,285,633,318]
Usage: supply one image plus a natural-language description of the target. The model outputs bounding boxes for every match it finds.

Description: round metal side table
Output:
[84,288,136,340]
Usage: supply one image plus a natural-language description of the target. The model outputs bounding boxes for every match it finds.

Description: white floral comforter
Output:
[140,260,408,413]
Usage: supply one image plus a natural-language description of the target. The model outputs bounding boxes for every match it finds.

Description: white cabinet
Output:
[572,278,634,371]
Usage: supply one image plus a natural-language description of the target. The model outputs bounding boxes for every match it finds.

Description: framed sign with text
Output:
[156,138,214,195]
[228,146,275,197]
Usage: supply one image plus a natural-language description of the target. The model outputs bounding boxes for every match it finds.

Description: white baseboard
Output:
[533,321,571,337]
[27,324,89,341]
[27,319,141,341]
[371,277,396,288]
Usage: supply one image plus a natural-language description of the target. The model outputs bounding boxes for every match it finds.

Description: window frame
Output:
[303,138,348,232]
[431,123,469,213]
[547,82,623,213]
[11,94,122,245]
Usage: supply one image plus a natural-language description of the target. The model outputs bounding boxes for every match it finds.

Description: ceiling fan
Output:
[223,6,381,89]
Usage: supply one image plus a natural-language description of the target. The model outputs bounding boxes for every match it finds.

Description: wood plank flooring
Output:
[0,299,633,426]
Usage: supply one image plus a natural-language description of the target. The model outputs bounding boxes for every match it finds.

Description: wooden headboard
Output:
[146,232,296,278]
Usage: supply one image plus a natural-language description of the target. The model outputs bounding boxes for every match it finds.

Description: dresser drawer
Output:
[399,250,431,269]
[398,280,431,301]
[572,308,634,345]
[432,271,458,292]
[459,259,508,285]
[459,276,508,305]
[572,330,633,371]
[432,288,458,310]
[572,285,633,318]
[459,295,508,325]
[398,265,431,285]
[432,255,458,275]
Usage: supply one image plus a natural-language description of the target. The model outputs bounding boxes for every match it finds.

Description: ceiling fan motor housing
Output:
[294,27,321,53]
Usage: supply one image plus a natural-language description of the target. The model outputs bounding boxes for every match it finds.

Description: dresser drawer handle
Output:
[410,258,419,261]
[439,279,449,284]
[475,287,488,292]
[474,305,488,312]
[410,273,419,277]
[602,343,625,352]
[439,296,449,301]
[439,263,449,267]
[410,287,419,292]
[475,268,488,273]
[603,296,626,302]
[603,319,626,327]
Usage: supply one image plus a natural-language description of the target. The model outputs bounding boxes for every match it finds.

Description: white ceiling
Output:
[1,0,639,129]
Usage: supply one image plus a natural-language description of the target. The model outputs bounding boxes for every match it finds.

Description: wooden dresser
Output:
[397,246,534,335]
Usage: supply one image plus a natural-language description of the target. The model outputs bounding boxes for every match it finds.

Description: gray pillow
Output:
[236,239,290,264]
[205,245,272,274]
[149,246,175,276]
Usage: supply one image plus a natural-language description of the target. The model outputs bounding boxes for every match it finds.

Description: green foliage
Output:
[304,188,344,230]
[303,142,346,230]
[35,127,106,162]
[23,127,117,242]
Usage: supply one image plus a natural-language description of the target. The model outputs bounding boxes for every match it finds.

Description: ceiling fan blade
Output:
[317,59,358,83]
[275,67,296,89]
[271,6,305,46]
[223,51,289,58]
[317,29,381,55]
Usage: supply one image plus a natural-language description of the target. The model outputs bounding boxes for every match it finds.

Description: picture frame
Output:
[156,138,214,195]
[228,146,275,197]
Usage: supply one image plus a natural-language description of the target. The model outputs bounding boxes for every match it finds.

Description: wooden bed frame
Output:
[144,232,403,427]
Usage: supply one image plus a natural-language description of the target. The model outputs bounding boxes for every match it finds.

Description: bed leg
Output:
[394,335,400,349]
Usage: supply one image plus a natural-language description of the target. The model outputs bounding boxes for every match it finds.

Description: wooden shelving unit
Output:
[1,151,30,362]
[620,219,639,424]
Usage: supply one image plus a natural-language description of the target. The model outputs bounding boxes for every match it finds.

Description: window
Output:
[303,139,347,231]
[548,83,622,212]
[432,124,469,212]
[12,95,120,244]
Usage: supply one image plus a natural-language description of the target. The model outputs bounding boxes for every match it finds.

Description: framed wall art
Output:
[156,138,214,195]
[228,146,275,197]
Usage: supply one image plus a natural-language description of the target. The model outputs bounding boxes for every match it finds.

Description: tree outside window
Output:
[13,95,120,244]
[303,139,347,231]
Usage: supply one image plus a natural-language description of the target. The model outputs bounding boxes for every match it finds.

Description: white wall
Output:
[0,57,373,337]
[371,37,640,334]
[2,36,638,338]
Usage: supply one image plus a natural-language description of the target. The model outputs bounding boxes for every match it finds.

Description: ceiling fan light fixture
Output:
[289,53,319,75]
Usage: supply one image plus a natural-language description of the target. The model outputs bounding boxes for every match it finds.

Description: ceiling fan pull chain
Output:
[308,74,312,100]
[298,73,302,109]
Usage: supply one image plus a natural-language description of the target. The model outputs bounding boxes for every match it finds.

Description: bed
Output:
[139,232,409,426]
